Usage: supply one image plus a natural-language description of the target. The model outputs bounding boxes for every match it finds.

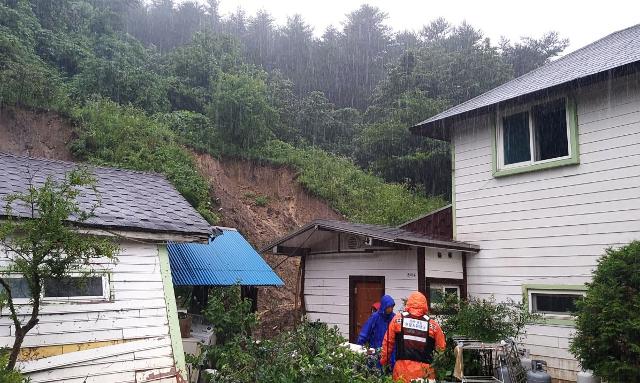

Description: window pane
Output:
[532,293,581,314]
[45,277,103,298]
[533,99,568,161]
[502,111,531,165]
[444,287,459,296]
[429,287,443,305]
[0,278,31,299]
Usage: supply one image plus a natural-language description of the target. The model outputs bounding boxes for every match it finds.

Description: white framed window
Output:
[527,288,585,318]
[429,283,461,307]
[0,274,110,303]
[496,97,575,173]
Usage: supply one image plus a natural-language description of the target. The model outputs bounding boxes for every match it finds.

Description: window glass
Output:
[533,100,568,160]
[444,287,460,296]
[0,278,31,299]
[44,277,104,298]
[502,111,531,165]
[429,287,444,305]
[531,293,581,315]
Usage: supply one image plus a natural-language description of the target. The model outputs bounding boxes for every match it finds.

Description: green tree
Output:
[0,169,119,371]
[208,71,276,149]
[570,242,640,382]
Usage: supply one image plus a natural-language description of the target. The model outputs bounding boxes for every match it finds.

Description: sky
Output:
[214,0,640,53]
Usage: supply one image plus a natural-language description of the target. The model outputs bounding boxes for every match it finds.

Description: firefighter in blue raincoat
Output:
[357,294,396,370]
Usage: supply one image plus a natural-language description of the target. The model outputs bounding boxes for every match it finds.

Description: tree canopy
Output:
[0,0,569,224]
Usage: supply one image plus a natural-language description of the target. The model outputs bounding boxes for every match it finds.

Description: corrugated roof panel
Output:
[167,228,284,286]
[413,24,640,137]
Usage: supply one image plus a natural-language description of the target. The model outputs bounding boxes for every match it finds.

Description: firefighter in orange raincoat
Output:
[380,291,446,382]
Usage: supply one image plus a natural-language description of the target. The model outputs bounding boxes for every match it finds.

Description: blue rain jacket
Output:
[357,294,395,348]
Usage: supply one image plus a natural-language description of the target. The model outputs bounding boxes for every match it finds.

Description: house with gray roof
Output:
[0,152,211,382]
[410,24,640,381]
[262,218,478,344]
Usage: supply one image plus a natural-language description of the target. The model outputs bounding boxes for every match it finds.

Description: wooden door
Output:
[349,276,385,343]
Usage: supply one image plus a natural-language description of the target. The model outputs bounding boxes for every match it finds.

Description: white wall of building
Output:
[452,71,640,380]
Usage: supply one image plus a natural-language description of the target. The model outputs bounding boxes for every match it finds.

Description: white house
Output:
[0,153,212,382]
[262,219,478,343]
[410,24,640,381]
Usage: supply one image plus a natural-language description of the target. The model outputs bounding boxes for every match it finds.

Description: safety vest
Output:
[396,312,436,364]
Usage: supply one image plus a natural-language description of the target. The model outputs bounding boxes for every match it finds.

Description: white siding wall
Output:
[425,248,463,279]
[304,249,418,337]
[453,71,640,381]
[0,240,177,382]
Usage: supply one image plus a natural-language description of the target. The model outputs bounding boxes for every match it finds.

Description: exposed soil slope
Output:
[0,106,342,337]
[192,153,343,336]
[0,106,75,160]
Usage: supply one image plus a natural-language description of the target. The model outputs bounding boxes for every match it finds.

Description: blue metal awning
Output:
[167,227,284,286]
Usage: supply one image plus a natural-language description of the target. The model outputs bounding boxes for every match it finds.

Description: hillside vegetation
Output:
[0,0,568,225]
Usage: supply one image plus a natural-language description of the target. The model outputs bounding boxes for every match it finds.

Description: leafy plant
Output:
[0,168,119,371]
[570,241,640,383]
[70,98,219,224]
[431,295,539,381]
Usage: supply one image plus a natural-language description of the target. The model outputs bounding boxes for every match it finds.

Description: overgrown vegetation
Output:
[0,0,569,226]
[431,295,539,381]
[194,286,393,383]
[570,242,640,383]
[0,168,119,371]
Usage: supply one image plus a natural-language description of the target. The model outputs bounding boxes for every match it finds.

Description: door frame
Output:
[348,275,385,343]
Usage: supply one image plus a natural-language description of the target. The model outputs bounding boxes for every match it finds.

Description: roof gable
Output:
[0,153,211,239]
[412,24,640,138]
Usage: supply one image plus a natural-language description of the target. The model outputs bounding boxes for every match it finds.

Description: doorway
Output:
[349,276,385,343]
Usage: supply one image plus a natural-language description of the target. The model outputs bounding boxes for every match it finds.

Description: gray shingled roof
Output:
[412,24,640,137]
[261,218,479,253]
[0,153,211,237]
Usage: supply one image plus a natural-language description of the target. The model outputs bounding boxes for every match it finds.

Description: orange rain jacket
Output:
[380,291,446,382]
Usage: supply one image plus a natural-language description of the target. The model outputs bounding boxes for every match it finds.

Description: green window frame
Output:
[491,97,580,177]
[522,284,587,326]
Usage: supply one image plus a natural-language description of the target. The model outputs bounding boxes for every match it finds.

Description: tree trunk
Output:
[6,328,25,371]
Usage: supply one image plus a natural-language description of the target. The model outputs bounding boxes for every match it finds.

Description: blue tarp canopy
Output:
[167,227,284,286]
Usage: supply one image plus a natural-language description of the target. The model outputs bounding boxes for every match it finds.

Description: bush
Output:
[248,140,444,226]
[70,98,218,223]
[195,287,393,383]
[570,241,640,382]
[431,295,539,381]
[0,349,26,383]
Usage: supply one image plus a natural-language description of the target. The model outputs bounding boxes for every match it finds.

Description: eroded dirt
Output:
[192,153,343,336]
[0,106,75,160]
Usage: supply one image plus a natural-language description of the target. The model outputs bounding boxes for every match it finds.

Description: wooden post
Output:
[461,252,468,300]
[417,247,426,295]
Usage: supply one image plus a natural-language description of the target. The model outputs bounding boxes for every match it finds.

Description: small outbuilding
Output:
[167,226,284,314]
[262,218,478,343]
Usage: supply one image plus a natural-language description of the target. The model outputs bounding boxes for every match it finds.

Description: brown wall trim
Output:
[417,247,426,295]
[461,252,468,300]
[348,275,385,343]
[299,254,307,316]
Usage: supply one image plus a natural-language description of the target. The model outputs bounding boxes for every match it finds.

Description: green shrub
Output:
[249,140,444,226]
[570,241,640,383]
[431,295,539,381]
[70,98,218,223]
[0,349,26,382]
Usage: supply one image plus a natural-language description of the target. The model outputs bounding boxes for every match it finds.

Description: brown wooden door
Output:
[349,276,385,343]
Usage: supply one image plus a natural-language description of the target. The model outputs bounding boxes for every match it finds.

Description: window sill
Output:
[494,156,579,178]
[532,316,576,327]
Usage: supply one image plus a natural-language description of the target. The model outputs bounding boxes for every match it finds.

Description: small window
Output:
[0,275,109,303]
[429,284,461,307]
[0,278,31,299]
[44,277,105,299]
[531,293,582,315]
[526,287,586,319]
[497,98,572,171]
